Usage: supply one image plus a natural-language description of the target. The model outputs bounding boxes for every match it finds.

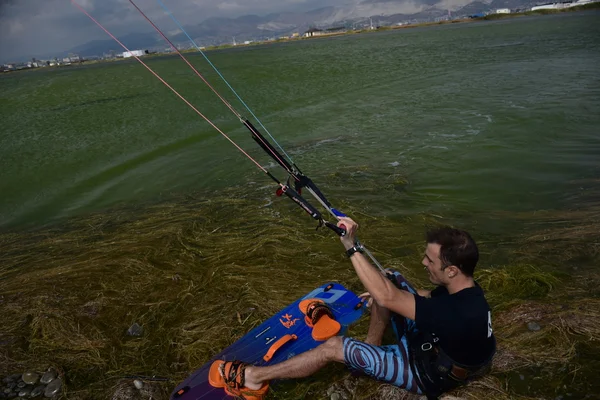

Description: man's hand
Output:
[337,217,358,250]
[359,292,374,308]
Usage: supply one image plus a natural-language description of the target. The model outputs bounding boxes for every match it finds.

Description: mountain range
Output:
[67,0,540,58]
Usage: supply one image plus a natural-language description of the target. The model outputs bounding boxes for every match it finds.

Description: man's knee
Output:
[320,336,345,363]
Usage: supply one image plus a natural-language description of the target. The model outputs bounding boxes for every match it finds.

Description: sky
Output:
[0,0,348,63]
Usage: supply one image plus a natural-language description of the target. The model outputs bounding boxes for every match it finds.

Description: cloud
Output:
[0,0,463,63]
[6,19,24,35]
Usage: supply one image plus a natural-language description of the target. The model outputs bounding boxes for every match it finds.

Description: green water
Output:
[1,12,599,232]
[1,12,600,399]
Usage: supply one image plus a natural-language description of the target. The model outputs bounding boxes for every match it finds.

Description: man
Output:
[210,217,496,399]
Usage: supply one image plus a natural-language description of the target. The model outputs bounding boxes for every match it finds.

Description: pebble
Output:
[330,394,341,400]
[527,322,541,331]
[133,380,143,390]
[22,372,39,385]
[127,323,144,337]
[16,383,25,389]
[30,386,45,398]
[40,369,56,385]
[3,389,11,395]
[17,387,31,397]
[44,378,62,397]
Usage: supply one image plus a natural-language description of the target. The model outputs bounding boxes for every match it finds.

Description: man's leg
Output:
[244,336,344,390]
[385,269,418,333]
[360,268,418,346]
[365,298,391,346]
[343,337,422,393]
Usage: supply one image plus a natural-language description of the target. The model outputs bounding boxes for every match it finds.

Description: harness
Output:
[408,331,496,400]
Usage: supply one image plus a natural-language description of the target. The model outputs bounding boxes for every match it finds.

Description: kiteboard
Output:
[171,282,365,399]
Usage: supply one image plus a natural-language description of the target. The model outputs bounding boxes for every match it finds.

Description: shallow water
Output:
[1,12,599,236]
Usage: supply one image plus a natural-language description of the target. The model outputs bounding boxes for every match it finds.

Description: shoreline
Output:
[3,3,599,73]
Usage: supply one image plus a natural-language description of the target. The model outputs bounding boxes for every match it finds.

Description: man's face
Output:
[422,243,446,285]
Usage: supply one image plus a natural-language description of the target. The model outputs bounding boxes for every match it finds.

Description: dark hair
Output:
[426,227,479,277]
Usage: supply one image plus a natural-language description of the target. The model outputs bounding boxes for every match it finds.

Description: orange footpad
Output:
[208,360,269,400]
[299,299,341,341]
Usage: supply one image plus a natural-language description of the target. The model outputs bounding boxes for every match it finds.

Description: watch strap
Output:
[345,245,364,258]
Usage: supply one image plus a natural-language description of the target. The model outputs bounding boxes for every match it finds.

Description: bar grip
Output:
[263,334,297,362]
[325,221,346,237]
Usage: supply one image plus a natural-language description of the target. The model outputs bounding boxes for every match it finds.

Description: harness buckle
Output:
[421,342,433,351]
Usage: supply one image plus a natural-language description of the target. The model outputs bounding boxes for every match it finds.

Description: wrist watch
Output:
[345,244,364,258]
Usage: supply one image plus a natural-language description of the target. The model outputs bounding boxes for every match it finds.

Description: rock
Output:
[17,387,31,397]
[343,377,358,394]
[331,393,341,400]
[127,323,144,337]
[133,380,143,390]
[527,322,541,331]
[111,379,166,400]
[3,389,11,395]
[21,373,39,385]
[40,369,56,385]
[15,383,25,389]
[519,374,525,380]
[111,381,136,400]
[30,386,45,398]
[44,378,61,398]
[2,376,14,384]
[6,383,15,390]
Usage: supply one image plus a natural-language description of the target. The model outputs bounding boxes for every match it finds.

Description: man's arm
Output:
[417,289,431,298]
[338,217,417,320]
[348,252,417,320]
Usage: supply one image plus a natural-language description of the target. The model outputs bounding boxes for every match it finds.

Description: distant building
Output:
[304,28,324,37]
[531,0,597,10]
[495,8,511,13]
[122,50,145,58]
[531,3,561,10]
[304,27,345,38]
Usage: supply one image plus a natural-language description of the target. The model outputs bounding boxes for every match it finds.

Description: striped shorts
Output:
[342,270,422,393]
